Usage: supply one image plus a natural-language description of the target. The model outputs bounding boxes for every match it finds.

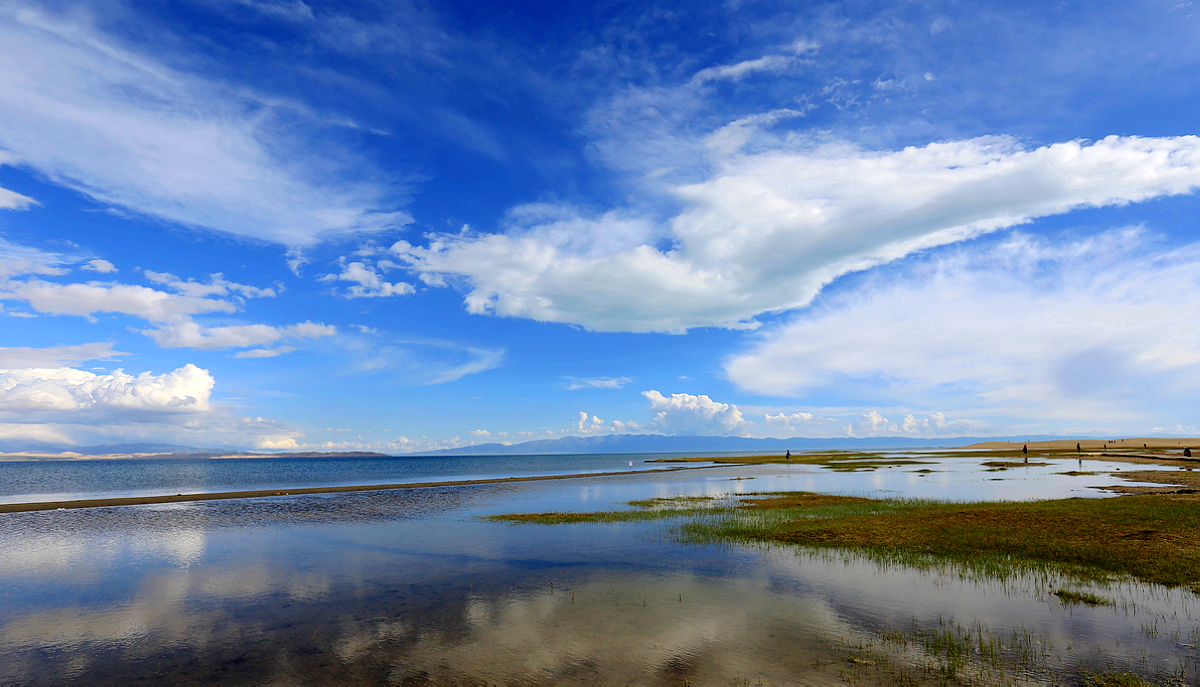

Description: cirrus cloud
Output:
[0,2,410,247]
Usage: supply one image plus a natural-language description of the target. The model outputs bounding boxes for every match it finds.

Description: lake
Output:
[1,452,1196,684]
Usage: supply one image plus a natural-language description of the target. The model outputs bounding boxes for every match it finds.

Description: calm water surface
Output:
[1,454,1196,684]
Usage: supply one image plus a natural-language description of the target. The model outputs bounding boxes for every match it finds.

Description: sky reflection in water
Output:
[1,456,1198,684]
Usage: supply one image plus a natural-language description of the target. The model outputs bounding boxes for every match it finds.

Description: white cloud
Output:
[0,3,410,246]
[232,347,296,359]
[0,363,308,448]
[845,411,982,437]
[469,428,490,436]
[143,271,276,298]
[1,258,330,353]
[0,364,213,413]
[144,321,335,350]
[0,342,128,368]
[572,411,605,434]
[0,151,37,210]
[254,434,300,449]
[395,135,1200,333]
[642,390,752,436]
[610,419,641,433]
[341,333,505,386]
[692,54,795,84]
[3,279,236,322]
[320,260,415,298]
[0,235,71,278]
[725,230,1200,430]
[0,185,36,211]
[562,376,632,390]
[763,411,818,430]
[81,258,116,273]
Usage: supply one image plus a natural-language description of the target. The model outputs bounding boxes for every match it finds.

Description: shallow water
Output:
[1,454,1197,684]
[0,452,701,505]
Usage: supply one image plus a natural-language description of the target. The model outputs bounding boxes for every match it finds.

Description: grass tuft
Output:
[1052,588,1114,606]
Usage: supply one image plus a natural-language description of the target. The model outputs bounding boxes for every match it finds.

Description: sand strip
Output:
[0,466,719,514]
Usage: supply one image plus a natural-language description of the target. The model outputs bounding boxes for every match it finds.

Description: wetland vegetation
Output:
[489,488,1200,591]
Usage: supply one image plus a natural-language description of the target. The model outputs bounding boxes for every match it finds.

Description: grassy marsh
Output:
[488,490,1200,592]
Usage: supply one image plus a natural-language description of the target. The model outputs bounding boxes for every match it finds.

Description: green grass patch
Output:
[1052,588,1113,606]
[1083,671,1156,686]
[490,491,1200,592]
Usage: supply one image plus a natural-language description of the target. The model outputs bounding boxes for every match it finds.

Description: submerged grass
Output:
[489,491,1200,592]
[1053,588,1114,606]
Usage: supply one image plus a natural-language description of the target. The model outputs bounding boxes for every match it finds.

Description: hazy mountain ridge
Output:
[1,434,1074,458]
[416,433,1071,456]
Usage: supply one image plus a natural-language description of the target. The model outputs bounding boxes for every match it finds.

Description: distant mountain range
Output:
[0,440,222,455]
[416,433,1071,456]
[0,433,1083,458]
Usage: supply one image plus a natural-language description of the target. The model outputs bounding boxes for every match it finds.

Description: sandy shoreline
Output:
[0,465,709,514]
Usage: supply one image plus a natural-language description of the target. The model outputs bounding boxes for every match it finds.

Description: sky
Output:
[1,0,1200,453]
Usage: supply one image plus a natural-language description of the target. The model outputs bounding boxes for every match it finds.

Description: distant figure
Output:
[785,449,791,460]
[1186,448,1193,458]
[1076,443,1081,453]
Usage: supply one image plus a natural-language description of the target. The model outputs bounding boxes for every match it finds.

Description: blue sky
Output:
[2,0,1200,452]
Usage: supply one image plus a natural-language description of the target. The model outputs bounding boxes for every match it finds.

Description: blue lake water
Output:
[0,452,706,504]
[1,452,1196,684]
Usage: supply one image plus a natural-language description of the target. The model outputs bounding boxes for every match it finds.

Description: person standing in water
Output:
[1022,444,1028,463]
[785,450,790,460]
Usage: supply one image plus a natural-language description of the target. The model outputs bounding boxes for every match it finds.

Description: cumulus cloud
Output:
[394,135,1200,333]
[0,364,213,414]
[320,260,415,298]
[0,252,332,354]
[642,390,752,436]
[254,434,300,449]
[763,411,820,431]
[573,411,605,434]
[81,258,116,273]
[845,411,981,437]
[562,376,632,390]
[0,363,309,448]
[0,3,410,246]
[725,230,1200,430]
[610,419,641,433]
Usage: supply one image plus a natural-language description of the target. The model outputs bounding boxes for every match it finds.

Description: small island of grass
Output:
[488,489,1200,593]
